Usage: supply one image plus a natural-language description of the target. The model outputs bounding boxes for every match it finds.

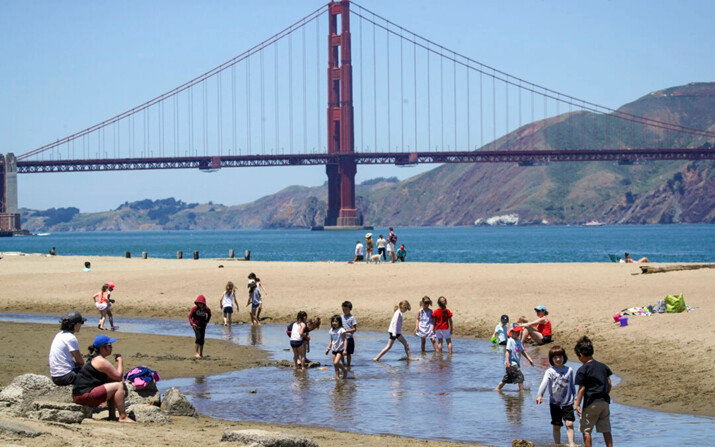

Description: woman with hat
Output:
[519,305,553,345]
[365,233,373,263]
[49,310,86,386]
[73,334,134,423]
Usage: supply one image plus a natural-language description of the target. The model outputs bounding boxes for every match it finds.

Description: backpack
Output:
[665,294,686,313]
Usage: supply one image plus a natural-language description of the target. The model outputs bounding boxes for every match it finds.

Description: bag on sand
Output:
[665,294,686,313]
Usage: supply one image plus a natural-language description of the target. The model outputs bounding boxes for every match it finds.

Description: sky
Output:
[1,0,713,212]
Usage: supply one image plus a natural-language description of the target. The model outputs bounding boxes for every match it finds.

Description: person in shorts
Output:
[496,325,534,391]
[574,336,613,447]
[536,345,576,446]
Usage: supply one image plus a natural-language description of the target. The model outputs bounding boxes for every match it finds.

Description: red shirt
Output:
[432,308,452,330]
[536,318,552,336]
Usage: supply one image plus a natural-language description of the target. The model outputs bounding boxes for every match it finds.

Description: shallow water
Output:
[3,313,711,446]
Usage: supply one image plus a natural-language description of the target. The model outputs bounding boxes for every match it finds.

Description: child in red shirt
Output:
[432,296,453,353]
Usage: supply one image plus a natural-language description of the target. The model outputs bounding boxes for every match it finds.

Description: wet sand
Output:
[0,254,713,445]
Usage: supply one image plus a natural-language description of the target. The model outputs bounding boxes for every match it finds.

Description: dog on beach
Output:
[368,254,382,264]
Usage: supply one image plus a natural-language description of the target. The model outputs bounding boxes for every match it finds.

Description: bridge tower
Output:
[0,153,21,233]
[325,0,361,227]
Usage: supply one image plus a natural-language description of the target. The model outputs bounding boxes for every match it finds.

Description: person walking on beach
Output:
[364,233,374,263]
[189,295,211,358]
[49,311,86,386]
[574,336,614,447]
[325,315,348,379]
[219,281,239,326]
[373,300,411,361]
[415,296,437,352]
[289,311,308,370]
[536,345,577,447]
[353,240,365,262]
[432,296,454,353]
[248,273,267,322]
[520,305,552,345]
[388,227,397,262]
[93,283,116,330]
[376,234,387,261]
[341,301,357,368]
[247,279,262,325]
[496,325,534,392]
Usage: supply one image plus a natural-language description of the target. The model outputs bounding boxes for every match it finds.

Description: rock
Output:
[275,360,321,369]
[126,381,161,407]
[220,429,318,446]
[0,374,58,416]
[128,404,172,424]
[160,387,198,418]
[29,400,92,424]
[0,419,48,438]
[512,440,536,447]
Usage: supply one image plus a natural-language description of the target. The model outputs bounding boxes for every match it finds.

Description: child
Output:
[536,345,576,447]
[83,261,91,272]
[492,314,510,345]
[415,296,437,352]
[92,283,114,330]
[574,336,613,447]
[248,273,267,321]
[341,301,357,368]
[496,325,534,391]
[289,311,308,370]
[303,316,321,363]
[373,300,411,361]
[188,295,211,358]
[247,279,262,326]
[520,305,553,345]
[219,281,239,326]
[325,315,348,379]
[432,296,453,353]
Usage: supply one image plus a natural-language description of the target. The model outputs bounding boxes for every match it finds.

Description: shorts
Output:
[549,403,576,426]
[332,350,344,356]
[435,329,451,340]
[542,335,552,344]
[346,337,355,355]
[290,340,304,348]
[580,400,611,434]
[388,332,401,340]
[73,385,108,407]
[95,302,108,311]
[51,369,79,387]
[252,302,261,310]
[355,255,364,261]
[223,306,234,314]
[501,364,524,384]
[193,325,206,345]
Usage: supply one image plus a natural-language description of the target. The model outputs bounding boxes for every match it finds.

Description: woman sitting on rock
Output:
[72,334,135,423]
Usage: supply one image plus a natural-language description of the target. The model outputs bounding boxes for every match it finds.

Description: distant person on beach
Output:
[341,301,357,368]
[247,279,262,325]
[93,283,116,330]
[388,227,397,262]
[83,261,91,272]
[49,311,86,386]
[376,235,387,261]
[415,296,437,352]
[495,325,534,392]
[189,295,211,358]
[49,247,56,256]
[104,282,117,330]
[536,345,577,447]
[520,305,552,345]
[289,311,308,370]
[364,233,373,263]
[492,314,510,345]
[353,240,364,262]
[248,273,267,322]
[396,244,407,262]
[624,252,650,263]
[325,314,348,379]
[72,334,135,423]
[574,336,613,447]
[432,296,453,353]
[219,281,239,327]
[373,300,411,361]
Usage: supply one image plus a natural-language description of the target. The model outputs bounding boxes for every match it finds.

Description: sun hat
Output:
[93,334,117,348]
[365,232,372,238]
[62,310,86,325]
[107,282,116,290]
[500,314,509,323]
[534,305,548,312]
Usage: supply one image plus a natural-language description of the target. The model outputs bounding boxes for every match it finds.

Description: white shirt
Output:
[49,331,80,377]
[221,292,235,309]
[537,366,576,406]
[329,327,347,352]
[290,322,304,342]
[341,314,357,339]
[494,323,509,344]
[388,309,403,335]
[355,242,365,256]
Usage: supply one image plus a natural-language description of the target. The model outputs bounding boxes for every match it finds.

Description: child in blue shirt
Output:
[496,325,534,391]
[537,345,576,447]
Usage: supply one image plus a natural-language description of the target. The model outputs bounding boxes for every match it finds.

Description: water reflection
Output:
[249,325,262,345]
[499,390,526,425]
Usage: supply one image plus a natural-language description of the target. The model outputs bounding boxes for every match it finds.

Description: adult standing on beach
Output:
[49,311,86,386]
[353,240,365,262]
[388,227,397,263]
[364,233,374,263]
[376,235,387,261]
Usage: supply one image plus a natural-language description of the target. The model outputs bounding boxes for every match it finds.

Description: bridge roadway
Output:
[13,147,715,173]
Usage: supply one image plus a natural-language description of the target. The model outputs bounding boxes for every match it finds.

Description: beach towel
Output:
[124,366,160,389]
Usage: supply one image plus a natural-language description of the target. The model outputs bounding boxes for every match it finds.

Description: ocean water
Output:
[1,224,713,263]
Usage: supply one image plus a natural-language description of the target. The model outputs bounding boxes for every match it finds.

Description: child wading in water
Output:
[432,296,453,353]
[536,345,576,447]
[496,325,534,391]
[373,300,411,361]
[247,279,262,325]
[492,314,510,345]
[303,317,321,363]
[188,295,211,358]
[415,296,437,352]
[325,315,348,379]
[219,281,239,326]
[574,336,613,447]
[341,301,357,368]
[289,311,308,370]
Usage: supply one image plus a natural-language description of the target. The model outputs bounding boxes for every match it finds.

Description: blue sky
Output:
[1,0,713,212]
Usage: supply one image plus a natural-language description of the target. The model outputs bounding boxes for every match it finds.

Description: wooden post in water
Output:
[177,251,183,259]
[229,249,234,259]
[125,251,131,258]
[142,252,147,259]
[193,251,199,260]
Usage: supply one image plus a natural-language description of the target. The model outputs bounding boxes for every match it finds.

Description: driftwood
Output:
[640,264,715,274]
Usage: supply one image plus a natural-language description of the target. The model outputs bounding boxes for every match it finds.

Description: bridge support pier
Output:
[0,153,21,233]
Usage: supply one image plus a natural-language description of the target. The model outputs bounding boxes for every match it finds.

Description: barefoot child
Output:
[303,316,321,363]
[537,345,576,447]
[373,300,411,361]
[341,301,357,368]
[415,296,437,352]
[289,311,308,370]
[432,296,453,353]
[496,325,534,391]
[574,336,614,447]
[219,281,239,326]
[247,279,262,325]
[492,314,510,345]
[188,295,211,358]
[248,273,267,321]
[325,315,348,379]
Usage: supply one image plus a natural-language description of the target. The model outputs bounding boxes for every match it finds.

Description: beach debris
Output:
[639,264,715,274]
[221,429,318,446]
[160,387,198,418]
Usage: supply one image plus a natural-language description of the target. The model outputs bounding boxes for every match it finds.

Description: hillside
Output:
[20,83,715,231]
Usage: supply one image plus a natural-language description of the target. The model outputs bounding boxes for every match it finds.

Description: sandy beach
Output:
[0,254,713,445]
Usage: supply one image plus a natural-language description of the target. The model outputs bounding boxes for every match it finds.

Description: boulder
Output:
[126,381,161,407]
[0,419,48,438]
[512,440,536,447]
[0,374,54,405]
[160,387,197,418]
[220,429,318,446]
[28,400,92,424]
[128,404,172,424]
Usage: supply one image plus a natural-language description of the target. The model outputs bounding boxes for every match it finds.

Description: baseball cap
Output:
[107,282,116,290]
[62,310,86,325]
[534,305,547,312]
[93,334,117,348]
[500,314,509,323]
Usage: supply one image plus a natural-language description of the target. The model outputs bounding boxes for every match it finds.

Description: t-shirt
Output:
[388,309,403,335]
[341,314,357,339]
[575,359,612,409]
[432,308,453,331]
[506,337,525,367]
[355,243,365,256]
[494,323,509,344]
[49,331,80,377]
[537,365,576,406]
[221,292,235,309]
[329,327,347,352]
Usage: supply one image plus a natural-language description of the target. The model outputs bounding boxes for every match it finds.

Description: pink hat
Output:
[107,282,116,290]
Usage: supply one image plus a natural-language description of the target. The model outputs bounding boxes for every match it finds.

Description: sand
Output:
[0,253,713,445]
